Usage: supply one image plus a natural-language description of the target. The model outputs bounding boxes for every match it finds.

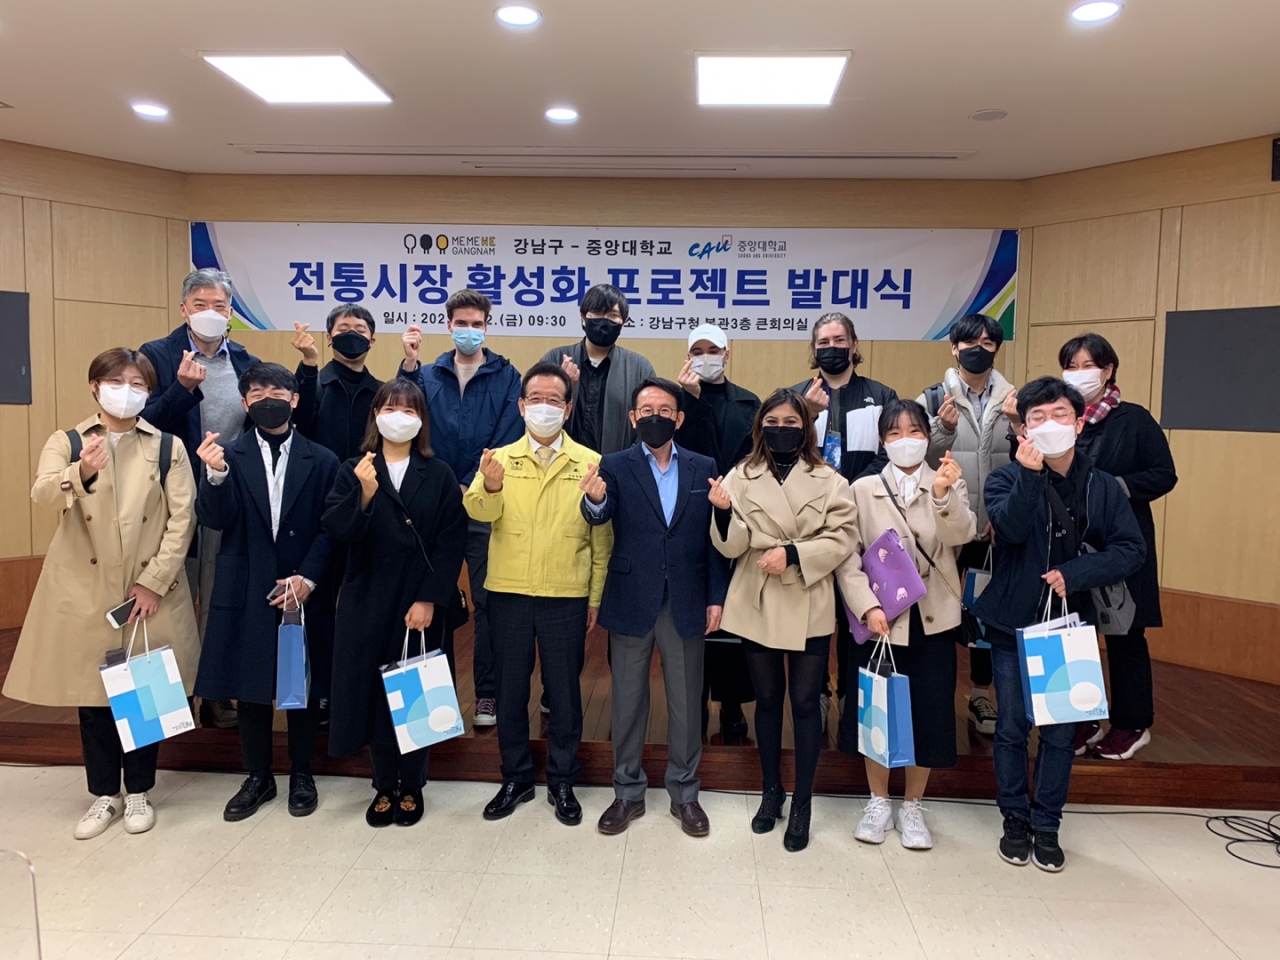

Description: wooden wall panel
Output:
[52,301,169,429]
[0,194,23,288]
[1029,212,1161,325]
[0,195,31,558]
[1177,194,1280,311]
[1151,590,1280,686]
[22,199,58,554]
[51,203,168,308]
[0,141,187,220]
[1024,319,1156,408]
[867,340,955,401]
[1149,207,1182,422]
[1161,430,1280,604]
[166,218,191,309]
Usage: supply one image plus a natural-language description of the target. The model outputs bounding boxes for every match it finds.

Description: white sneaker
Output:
[854,795,894,844]
[123,792,156,834]
[73,795,121,840]
[896,799,933,850]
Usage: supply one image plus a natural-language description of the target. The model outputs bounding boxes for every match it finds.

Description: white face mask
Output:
[188,308,229,341]
[690,354,726,382]
[524,403,566,437]
[97,383,148,420]
[376,411,422,443]
[884,437,928,469]
[1027,419,1078,457]
[1062,368,1104,400]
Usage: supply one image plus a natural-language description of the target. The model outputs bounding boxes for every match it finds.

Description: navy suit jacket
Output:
[583,442,729,641]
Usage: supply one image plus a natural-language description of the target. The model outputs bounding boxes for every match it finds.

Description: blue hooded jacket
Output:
[400,348,523,486]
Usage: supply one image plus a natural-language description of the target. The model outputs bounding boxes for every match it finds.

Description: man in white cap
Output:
[676,323,761,742]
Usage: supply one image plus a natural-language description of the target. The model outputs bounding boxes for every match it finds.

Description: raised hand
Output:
[938,394,959,430]
[677,357,701,398]
[932,450,963,497]
[1015,434,1044,472]
[804,376,829,416]
[401,324,422,369]
[355,451,379,505]
[579,462,607,505]
[1001,389,1021,422]
[196,431,226,472]
[479,448,505,493]
[560,353,581,386]
[707,475,731,510]
[78,434,109,483]
[177,350,206,392]
[292,322,319,365]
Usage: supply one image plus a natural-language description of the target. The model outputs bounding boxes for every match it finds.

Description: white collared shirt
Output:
[386,457,410,491]
[891,464,923,506]
[527,432,565,465]
[207,430,293,539]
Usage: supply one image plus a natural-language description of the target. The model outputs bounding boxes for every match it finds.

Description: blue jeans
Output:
[989,632,1076,833]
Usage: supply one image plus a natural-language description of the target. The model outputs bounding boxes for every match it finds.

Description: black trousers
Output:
[369,689,430,795]
[957,541,993,687]
[1105,629,1154,730]
[79,706,159,797]
[489,592,587,785]
[237,700,318,776]
[702,635,755,706]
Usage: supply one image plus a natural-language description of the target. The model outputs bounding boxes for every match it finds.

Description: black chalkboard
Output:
[0,291,31,405]
[1161,306,1280,432]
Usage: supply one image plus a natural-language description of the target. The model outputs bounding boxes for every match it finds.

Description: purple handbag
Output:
[844,528,928,645]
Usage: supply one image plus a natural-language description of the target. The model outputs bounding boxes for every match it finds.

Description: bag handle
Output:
[877,472,966,607]
[400,627,427,663]
[869,633,899,675]
[283,578,306,627]
[125,618,152,661]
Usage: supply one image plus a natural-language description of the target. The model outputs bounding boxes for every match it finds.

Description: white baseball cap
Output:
[687,323,728,350]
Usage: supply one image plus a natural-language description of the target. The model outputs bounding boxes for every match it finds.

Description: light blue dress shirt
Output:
[644,443,680,526]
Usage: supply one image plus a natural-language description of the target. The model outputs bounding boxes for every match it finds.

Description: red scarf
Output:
[1083,383,1122,424]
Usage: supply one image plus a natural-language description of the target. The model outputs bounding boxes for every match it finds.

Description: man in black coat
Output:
[675,323,760,741]
[582,378,730,838]
[193,363,340,822]
[290,304,384,463]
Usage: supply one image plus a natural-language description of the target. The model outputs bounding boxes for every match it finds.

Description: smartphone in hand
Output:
[105,597,137,630]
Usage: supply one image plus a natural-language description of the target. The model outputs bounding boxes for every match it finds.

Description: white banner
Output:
[192,222,1017,341]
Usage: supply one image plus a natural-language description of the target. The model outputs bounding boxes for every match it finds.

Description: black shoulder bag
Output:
[383,481,470,632]
[1044,483,1136,636]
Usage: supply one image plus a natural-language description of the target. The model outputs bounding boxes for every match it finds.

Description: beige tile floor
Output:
[0,765,1277,960]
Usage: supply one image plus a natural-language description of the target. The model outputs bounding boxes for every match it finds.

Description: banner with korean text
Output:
[191,222,1017,341]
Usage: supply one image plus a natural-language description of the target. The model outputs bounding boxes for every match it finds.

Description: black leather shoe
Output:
[671,800,710,838]
[223,774,276,822]
[548,782,583,826]
[200,699,239,730]
[287,772,318,817]
[366,791,396,827]
[483,781,535,821]
[751,784,787,834]
[783,800,812,853]
[395,788,425,827]
[597,798,646,835]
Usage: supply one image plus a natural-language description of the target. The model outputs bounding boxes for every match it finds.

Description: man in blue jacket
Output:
[973,377,1145,874]
[581,378,729,838]
[399,289,523,727]
[140,268,258,730]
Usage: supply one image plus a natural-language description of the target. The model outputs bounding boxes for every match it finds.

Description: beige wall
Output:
[2,135,1279,624]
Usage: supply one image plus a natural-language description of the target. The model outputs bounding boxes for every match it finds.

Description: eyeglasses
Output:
[636,406,677,419]
[99,377,150,390]
[525,396,567,407]
[1024,408,1077,427]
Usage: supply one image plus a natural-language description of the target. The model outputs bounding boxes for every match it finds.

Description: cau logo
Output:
[688,235,733,259]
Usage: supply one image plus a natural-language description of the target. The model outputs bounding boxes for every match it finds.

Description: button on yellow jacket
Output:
[464,433,613,605]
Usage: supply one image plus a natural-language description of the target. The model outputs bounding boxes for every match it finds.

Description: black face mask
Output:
[331,331,371,360]
[583,316,622,348]
[957,345,996,375]
[635,414,676,449]
[247,398,293,430]
[763,426,804,455]
[815,346,851,376]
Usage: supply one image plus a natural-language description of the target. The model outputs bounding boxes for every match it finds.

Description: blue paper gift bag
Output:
[381,629,464,753]
[856,638,916,769]
[275,603,310,710]
[1016,618,1109,727]
[99,621,195,752]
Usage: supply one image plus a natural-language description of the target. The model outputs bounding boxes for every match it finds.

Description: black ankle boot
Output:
[751,784,787,834]
[783,800,812,852]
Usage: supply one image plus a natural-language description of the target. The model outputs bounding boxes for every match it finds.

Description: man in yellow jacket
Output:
[465,361,612,826]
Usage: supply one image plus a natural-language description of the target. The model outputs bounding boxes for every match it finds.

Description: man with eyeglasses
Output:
[540,283,655,455]
[464,362,613,828]
[972,377,1144,874]
[580,378,728,838]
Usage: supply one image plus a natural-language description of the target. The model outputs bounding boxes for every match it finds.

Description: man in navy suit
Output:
[581,378,729,837]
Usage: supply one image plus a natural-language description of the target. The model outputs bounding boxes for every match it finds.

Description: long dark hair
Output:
[744,388,825,479]
[360,379,433,458]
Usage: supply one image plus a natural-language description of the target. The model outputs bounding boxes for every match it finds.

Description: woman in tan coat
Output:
[836,399,976,851]
[4,348,198,839]
[709,388,856,853]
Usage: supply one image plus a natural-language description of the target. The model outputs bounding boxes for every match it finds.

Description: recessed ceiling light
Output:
[696,55,849,106]
[969,108,1008,122]
[1071,2,1122,23]
[131,102,169,119]
[496,5,540,27]
[545,107,579,123]
[201,53,391,104]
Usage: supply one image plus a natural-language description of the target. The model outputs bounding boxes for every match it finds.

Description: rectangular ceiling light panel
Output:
[202,54,391,104]
[696,55,848,106]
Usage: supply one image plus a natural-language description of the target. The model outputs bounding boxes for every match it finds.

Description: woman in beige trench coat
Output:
[709,388,856,854]
[4,348,199,839]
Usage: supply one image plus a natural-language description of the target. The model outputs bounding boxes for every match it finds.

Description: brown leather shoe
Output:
[597,798,646,835]
[670,800,710,837]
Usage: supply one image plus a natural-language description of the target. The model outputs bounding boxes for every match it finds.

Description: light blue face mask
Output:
[452,327,485,355]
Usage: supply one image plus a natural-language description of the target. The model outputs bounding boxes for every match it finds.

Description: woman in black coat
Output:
[323,378,467,827]
[1057,333,1177,761]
